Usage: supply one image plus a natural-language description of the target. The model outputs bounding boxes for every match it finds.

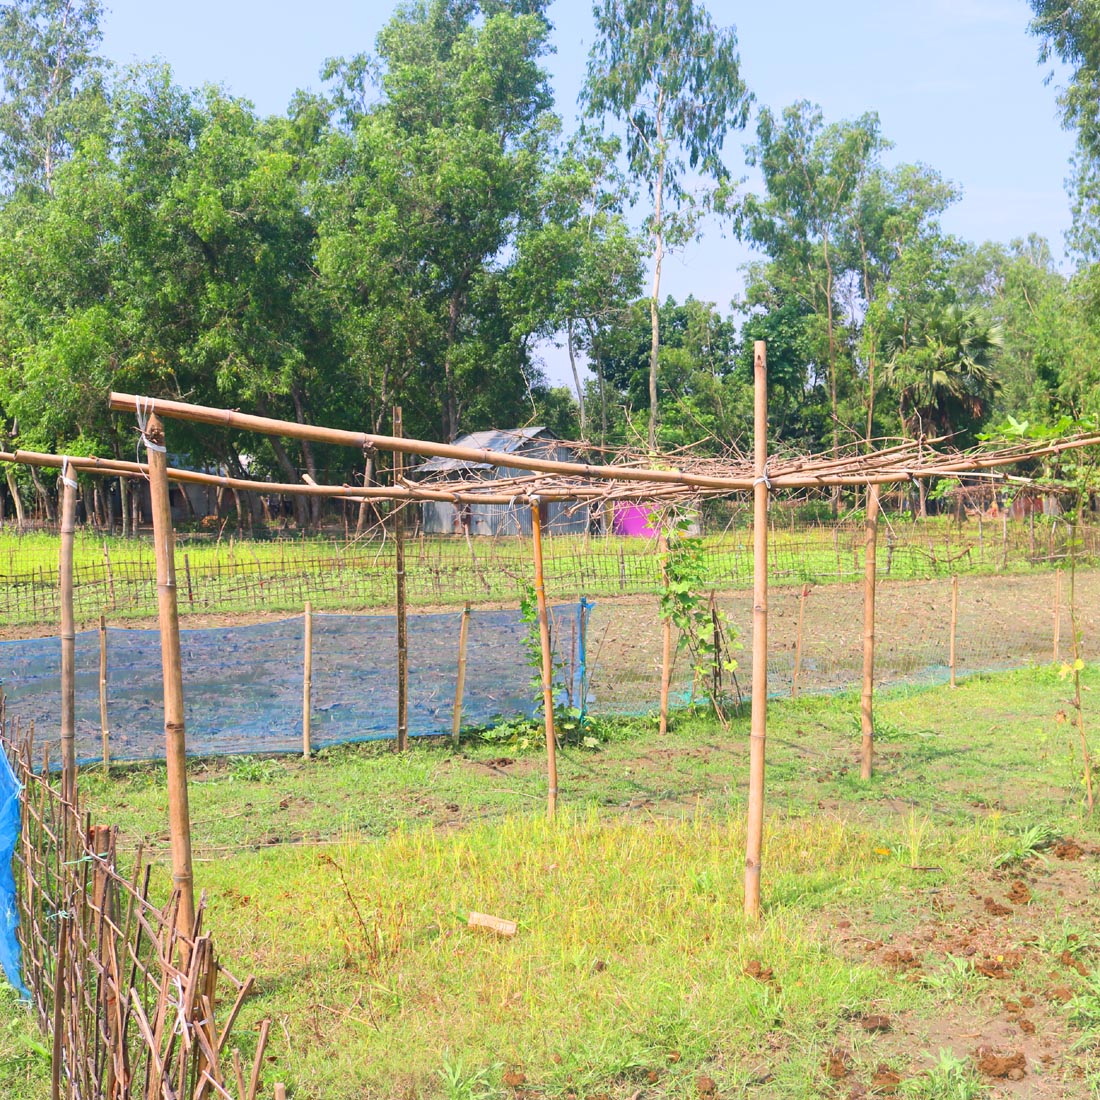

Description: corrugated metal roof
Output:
[416,427,551,474]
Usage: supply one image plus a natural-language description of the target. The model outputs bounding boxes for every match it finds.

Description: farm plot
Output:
[2,666,1098,1099]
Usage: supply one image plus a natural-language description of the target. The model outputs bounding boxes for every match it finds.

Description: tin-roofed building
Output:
[414,427,599,536]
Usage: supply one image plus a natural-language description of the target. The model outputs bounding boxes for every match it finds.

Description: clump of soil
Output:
[1006,879,1032,904]
[881,947,920,972]
[983,896,1011,916]
[859,1014,892,1033]
[1053,838,1084,860]
[870,1065,903,1095]
[743,959,775,983]
[695,1074,717,1098]
[822,1049,851,1079]
[975,1047,1026,1080]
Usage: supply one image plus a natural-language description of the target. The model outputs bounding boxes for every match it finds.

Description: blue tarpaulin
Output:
[0,750,28,997]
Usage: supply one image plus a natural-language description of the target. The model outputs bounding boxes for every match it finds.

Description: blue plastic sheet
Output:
[0,750,28,997]
[0,603,587,763]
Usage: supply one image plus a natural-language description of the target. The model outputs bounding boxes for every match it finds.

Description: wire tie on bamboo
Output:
[752,463,772,490]
[134,395,167,457]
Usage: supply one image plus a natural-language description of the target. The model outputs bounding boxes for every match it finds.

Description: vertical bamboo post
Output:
[50,914,68,1100]
[859,483,880,781]
[658,530,672,734]
[303,601,313,760]
[103,539,116,607]
[99,613,110,771]
[791,584,809,698]
[1053,569,1062,664]
[452,602,471,746]
[745,340,769,919]
[145,411,196,940]
[949,574,959,688]
[530,497,558,819]
[59,469,78,806]
[393,407,409,753]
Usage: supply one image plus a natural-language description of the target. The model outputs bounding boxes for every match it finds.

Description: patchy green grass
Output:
[0,515,1088,627]
[3,666,1100,1098]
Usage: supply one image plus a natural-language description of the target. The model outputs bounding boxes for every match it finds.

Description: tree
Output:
[581,0,752,450]
[883,304,1002,440]
[0,0,107,192]
[740,102,886,466]
[1030,1,1100,161]
[507,131,645,439]
[316,0,558,442]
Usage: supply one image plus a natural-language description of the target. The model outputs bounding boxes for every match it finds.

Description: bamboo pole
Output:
[658,530,672,734]
[1053,568,1062,664]
[99,614,109,771]
[394,407,409,753]
[859,483,880,780]
[949,574,959,688]
[791,584,809,698]
[144,411,196,940]
[745,340,769,920]
[452,603,471,746]
[50,914,68,1100]
[59,469,78,806]
[302,601,313,760]
[530,497,558,819]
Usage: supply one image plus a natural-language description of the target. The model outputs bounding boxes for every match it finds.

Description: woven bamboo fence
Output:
[1,714,273,1100]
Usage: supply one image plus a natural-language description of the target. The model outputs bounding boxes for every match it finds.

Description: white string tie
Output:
[135,395,167,456]
[60,456,78,490]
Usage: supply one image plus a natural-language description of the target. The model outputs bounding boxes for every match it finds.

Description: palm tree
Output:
[883,303,1003,514]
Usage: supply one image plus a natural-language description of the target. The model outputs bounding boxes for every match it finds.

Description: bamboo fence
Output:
[2,714,272,1100]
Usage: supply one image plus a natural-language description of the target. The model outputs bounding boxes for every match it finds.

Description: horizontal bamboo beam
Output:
[0,449,583,505]
[109,393,753,491]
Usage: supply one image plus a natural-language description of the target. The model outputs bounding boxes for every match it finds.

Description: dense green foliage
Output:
[0,0,1098,525]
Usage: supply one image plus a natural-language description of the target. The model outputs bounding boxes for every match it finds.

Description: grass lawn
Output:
[2,666,1100,1098]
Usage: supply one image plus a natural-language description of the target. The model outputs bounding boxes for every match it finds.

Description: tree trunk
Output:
[119,477,130,536]
[291,387,322,528]
[567,317,586,435]
[355,453,376,537]
[263,435,309,528]
[29,465,56,521]
[648,126,666,453]
[5,468,26,529]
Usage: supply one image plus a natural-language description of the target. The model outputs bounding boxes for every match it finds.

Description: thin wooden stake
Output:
[452,603,471,746]
[145,411,196,941]
[303,601,313,760]
[59,472,78,806]
[394,407,409,753]
[860,483,880,780]
[50,914,68,1100]
[658,530,672,734]
[745,340,769,919]
[530,497,558,819]
[791,584,809,698]
[1053,568,1062,664]
[949,575,959,688]
[99,613,110,771]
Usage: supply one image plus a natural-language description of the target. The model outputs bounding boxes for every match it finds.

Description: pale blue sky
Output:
[99,0,1076,382]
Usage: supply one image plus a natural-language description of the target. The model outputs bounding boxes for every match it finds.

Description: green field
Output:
[0,514,1094,628]
[2,666,1099,1098]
